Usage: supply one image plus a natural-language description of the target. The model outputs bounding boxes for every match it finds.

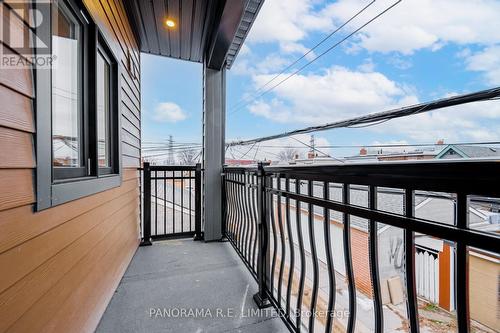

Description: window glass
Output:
[97,50,111,167]
[51,2,82,167]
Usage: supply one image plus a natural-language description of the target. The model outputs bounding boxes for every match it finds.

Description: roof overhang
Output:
[123,0,263,70]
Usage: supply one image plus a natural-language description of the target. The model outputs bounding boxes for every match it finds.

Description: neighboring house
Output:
[344,147,439,162]
[225,159,257,166]
[436,144,500,159]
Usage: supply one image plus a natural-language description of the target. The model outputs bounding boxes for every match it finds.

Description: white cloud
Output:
[371,100,500,142]
[279,42,316,59]
[247,0,334,44]
[153,102,187,123]
[326,0,500,55]
[247,66,500,143]
[249,66,418,124]
[465,46,500,85]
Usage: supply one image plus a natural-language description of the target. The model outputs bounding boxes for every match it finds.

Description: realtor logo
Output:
[0,0,54,69]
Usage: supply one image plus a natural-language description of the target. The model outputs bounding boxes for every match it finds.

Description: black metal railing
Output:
[140,162,202,245]
[223,161,500,333]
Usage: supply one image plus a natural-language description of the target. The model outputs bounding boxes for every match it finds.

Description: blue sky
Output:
[141,0,500,159]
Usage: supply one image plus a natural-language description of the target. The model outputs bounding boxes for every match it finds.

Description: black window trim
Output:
[96,32,119,176]
[35,0,122,211]
[51,0,89,180]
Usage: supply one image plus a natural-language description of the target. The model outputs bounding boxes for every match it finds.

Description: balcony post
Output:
[194,163,203,241]
[202,62,226,241]
[253,163,271,308]
[140,162,152,246]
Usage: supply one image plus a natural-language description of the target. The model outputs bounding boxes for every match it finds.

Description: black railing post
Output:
[140,162,152,246]
[193,163,203,241]
[253,163,271,308]
[221,169,227,238]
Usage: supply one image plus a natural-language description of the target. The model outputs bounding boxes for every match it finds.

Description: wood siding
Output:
[0,0,141,332]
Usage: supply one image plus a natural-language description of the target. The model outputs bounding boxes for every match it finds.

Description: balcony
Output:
[96,239,288,333]
[98,161,500,333]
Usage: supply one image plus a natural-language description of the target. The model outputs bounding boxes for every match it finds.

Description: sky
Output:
[141,0,500,160]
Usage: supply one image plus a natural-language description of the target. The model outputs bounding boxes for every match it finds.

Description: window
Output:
[51,0,86,178]
[96,34,118,175]
[35,0,121,210]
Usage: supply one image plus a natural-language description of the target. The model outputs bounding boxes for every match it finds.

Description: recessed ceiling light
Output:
[165,19,175,28]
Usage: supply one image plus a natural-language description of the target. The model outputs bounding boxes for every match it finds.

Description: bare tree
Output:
[178,149,199,165]
[277,147,299,162]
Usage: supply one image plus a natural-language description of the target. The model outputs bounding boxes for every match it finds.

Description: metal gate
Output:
[140,163,203,245]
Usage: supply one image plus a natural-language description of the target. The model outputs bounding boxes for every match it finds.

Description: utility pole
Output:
[167,135,175,165]
[308,135,316,159]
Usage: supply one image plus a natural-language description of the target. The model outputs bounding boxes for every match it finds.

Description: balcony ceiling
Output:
[123,0,263,69]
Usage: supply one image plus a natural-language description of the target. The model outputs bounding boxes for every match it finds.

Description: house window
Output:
[35,0,122,210]
[51,0,86,178]
[96,34,118,175]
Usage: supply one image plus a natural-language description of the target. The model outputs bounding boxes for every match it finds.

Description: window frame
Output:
[35,0,122,211]
[51,0,89,180]
[96,32,118,176]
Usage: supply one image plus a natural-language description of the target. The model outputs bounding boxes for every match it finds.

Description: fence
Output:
[223,161,500,333]
[140,163,202,244]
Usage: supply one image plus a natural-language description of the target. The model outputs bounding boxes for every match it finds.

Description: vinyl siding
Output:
[0,0,141,332]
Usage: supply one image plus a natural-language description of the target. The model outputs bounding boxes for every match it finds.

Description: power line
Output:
[290,136,346,163]
[252,141,500,149]
[228,0,403,116]
[228,0,377,112]
[226,87,500,147]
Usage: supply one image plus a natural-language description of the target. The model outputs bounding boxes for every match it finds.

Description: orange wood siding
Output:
[0,0,141,332]
[438,243,451,310]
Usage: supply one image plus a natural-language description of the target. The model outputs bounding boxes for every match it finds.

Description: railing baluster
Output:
[189,170,192,231]
[229,175,236,239]
[251,174,259,270]
[369,185,383,333]
[181,172,184,232]
[173,171,176,234]
[296,178,306,331]
[155,170,158,236]
[247,173,254,266]
[194,163,202,240]
[343,183,357,333]
[226,174,232,239]
[222,171,227,237]
[253,163,271,308]
[277,174,286,310]
[140,163,152,246]
[237,173,245,252]
[234,173,240,250]
[456,193,470,333]
[240,173,247,254]
[307,180,319,333]
[405,189,419,333]
[323,181,336,333]
[285,177,295,319]
[163,172,166,235]
[270,176,278,301]
[243,172,251,261]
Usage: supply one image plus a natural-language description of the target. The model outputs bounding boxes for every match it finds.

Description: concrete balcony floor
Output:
[97,239,288,333]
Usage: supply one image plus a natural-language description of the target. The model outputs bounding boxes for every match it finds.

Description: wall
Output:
[469,252,499,331]
[0,0,141,331]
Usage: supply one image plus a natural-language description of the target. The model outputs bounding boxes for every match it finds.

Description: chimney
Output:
[360,148,367,156]
[437,139,444,145]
